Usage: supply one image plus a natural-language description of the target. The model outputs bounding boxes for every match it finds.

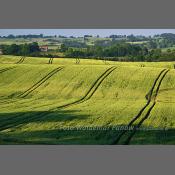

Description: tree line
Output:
[64,43,175,61]
[1,42,40,56]
[1,41,175,62]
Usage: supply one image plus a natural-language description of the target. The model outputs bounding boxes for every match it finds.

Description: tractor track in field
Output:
[0,67,64,105]
[112,69,169,145]
[16,56,26,64]
[0,67,16,74]
[86,68,140,125]
[18,66,63,98]
[0,67,64,130]
[48,57,54,64]
[3,67,87,108]
[54,66,117,110]
[0,98,36,107]
[124,69,169,144]
[0,66,117,132]
[0,66,17,104]
[13,68,89,109]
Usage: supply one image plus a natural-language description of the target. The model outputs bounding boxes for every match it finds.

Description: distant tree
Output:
[7,34,15,39]
[1,42,40,56]
[59,44,68,52]
[127,34,137,42]
[20,44,30,56]
[8,44,20,54]
[147,40,157,49]
[167,49,171,53]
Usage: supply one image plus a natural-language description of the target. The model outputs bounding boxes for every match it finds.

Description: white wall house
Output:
[39,46,48,52]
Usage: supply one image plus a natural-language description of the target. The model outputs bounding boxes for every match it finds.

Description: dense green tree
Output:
[59,44,68,52]
[1,42,40,56]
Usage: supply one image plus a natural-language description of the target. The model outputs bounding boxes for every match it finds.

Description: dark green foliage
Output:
[59,44,68,52]
[2,33,175,62]
[1,42,40,56]
[65,43,148,61]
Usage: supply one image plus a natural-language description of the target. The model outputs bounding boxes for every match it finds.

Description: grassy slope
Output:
[130,69,175,144]
[0,65,109,111]
[0,55,175,144]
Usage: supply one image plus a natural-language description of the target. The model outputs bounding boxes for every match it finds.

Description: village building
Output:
[39,45,48,52]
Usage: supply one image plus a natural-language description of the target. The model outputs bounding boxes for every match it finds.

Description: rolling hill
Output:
[0,55,174,144]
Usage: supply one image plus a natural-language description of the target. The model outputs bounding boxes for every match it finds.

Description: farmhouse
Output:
[39,45,48,52]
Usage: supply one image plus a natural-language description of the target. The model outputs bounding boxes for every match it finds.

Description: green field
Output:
[161,46,175,52]
[0,55,175,144]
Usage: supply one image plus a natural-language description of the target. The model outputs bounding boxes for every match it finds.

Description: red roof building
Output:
[39,46,48,52]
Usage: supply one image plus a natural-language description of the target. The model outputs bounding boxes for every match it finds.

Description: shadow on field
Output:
[0,109,89,130]
[0,126,175,145]
[0,110,175,145]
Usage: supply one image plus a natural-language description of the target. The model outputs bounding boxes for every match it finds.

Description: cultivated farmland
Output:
[0,55,175,144]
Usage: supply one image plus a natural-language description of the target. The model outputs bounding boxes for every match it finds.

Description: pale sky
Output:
[0,29,175,37]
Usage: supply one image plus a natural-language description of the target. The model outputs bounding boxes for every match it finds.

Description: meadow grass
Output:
[0,55,175,144]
